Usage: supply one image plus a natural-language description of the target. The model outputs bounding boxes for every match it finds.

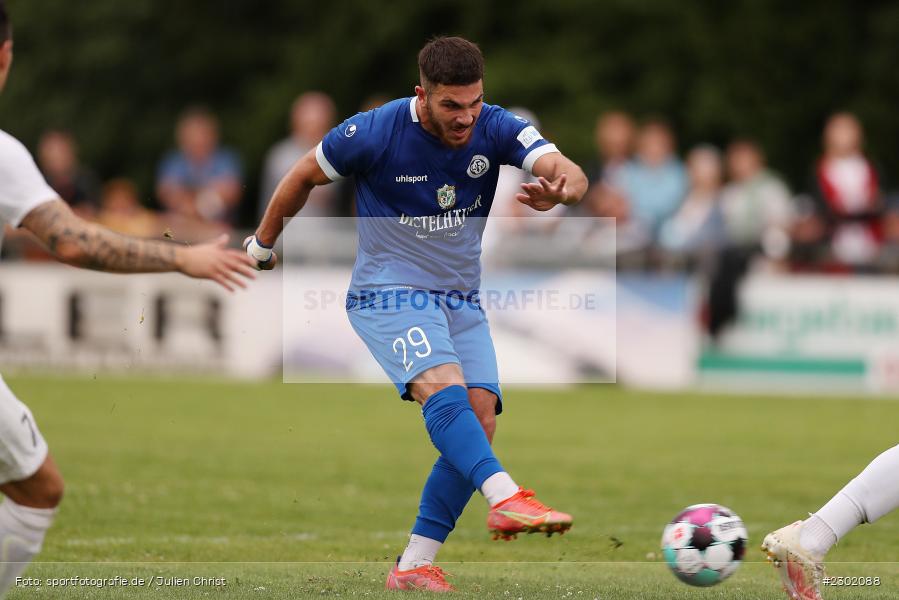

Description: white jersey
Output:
[0,129,57,252]
[0,132,55,482]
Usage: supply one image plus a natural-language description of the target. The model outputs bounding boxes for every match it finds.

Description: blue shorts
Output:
[346,288,503,414]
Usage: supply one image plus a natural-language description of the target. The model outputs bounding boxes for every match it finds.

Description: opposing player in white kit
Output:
[0,4,257,595]
[762,444,899,600]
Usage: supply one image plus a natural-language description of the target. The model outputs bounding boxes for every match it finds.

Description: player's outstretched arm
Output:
[253,148,332,249]
[20,199,257,291]
[516,153,588,211]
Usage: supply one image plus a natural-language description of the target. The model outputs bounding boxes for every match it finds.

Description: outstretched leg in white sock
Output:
[801,444,899,556]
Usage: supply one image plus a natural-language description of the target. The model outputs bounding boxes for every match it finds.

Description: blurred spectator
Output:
[590,111,635,185]
[706,141,794,339]
[96,179,159,238]
[659,145,724,257]
[789,193,830,267]
[613,119,688,241]
[582,111,635,232]
[37,129,100,217]
[805,112,885,268]
[878,200,899,272]
[156,107,243,225]
[259,92,337,218]
[720,140,793,254]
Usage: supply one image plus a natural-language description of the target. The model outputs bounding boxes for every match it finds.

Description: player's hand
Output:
[515,174,569,211]
[242,235,279,271]
[178,234,258,292]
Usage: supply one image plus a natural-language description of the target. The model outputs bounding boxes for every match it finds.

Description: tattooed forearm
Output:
[20,200,183,273]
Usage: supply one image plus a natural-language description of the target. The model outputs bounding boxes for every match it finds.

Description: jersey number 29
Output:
[393,327,432,372]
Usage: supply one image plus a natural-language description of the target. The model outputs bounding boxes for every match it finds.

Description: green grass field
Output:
[3,375,898,599]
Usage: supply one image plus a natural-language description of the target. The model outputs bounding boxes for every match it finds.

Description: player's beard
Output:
[425,100,475,149]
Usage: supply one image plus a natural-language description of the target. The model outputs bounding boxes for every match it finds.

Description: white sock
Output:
[0,499,56,596]
[799,514,840,556]
[802,444,899,556]
[398,534,442,571]
[840,444,899,524]
[480,472,519,506]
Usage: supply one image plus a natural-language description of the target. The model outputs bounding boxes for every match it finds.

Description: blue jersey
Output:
[316,97,558,292]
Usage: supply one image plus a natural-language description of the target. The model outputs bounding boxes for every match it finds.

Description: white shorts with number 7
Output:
[0,374,48,484]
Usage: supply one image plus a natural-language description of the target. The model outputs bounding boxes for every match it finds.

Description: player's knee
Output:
[40,470,65,508]
[17,459,65,509]
[410,364,466,404]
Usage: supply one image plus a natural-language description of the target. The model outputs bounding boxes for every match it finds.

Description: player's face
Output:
[420,81,484,148]
[0,41,13,95]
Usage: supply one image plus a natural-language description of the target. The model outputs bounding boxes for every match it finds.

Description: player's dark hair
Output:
[0,1,11,45]
[418,36,483,89]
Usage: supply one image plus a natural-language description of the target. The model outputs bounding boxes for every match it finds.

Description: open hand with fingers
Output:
[178,234,258,292]
[515,174,570,211]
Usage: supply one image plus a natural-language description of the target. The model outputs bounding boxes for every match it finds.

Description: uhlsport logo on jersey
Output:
[436,184,457,210]
[467,155,490,178]
[344,124,357,137]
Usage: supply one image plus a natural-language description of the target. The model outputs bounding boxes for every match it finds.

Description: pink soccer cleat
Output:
[487,487,573,540]
[385,558,455,592]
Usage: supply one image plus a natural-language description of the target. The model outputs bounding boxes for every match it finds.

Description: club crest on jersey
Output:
[436,184,457,210]
[467,154,490,178]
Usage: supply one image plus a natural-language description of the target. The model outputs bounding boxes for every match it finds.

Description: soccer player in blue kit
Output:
[248,37,588,591]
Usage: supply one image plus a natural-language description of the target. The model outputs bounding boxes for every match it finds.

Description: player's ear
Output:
[414,85,427,103]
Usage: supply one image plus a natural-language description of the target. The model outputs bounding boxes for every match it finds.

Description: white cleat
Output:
[761,521,825,600]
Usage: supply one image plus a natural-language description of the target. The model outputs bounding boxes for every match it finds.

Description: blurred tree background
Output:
[2,0,898,225]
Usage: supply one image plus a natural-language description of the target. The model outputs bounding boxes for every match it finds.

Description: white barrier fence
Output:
[705,274,899,393]
[0,263,282,379]
[0,263,699,390]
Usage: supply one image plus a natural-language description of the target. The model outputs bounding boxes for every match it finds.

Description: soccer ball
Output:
[661,503,748,587]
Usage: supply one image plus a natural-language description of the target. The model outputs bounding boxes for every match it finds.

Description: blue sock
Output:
[411,456,475,543]
[421,385,503,489]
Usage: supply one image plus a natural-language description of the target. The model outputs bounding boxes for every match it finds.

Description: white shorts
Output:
[0,374,48,484]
